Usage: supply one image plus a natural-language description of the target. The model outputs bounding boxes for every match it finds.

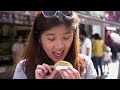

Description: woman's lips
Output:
[53,51,64,59]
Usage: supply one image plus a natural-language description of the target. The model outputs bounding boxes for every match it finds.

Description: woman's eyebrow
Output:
[64,31,71,35]
[45,31,71,36]
[45,33,55,36]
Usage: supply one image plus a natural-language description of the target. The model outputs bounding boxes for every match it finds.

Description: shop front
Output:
[77,13,120,40]
[0,11,35,78]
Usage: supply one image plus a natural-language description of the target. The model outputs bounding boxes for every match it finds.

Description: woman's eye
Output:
[48,38,55,41]
[63,36,70,40]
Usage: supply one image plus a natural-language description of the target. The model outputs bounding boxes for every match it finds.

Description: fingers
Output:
[35,64,48,79]
[59,70,71,79]
[35,69,44,79]
[59,67,80,79]
[36,65,48,73]
[35,69,44,76]
[46,70,58,79]
[42,63,53,73]
[68,67,80,79]
[35,64,81,79]
[36,63,54,74]
[35,64,55,79]
[60,69,74,79]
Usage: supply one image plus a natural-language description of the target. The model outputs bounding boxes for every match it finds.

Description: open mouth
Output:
[53,50,64,59]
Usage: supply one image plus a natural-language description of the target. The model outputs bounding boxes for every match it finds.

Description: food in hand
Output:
[54,61,73,70]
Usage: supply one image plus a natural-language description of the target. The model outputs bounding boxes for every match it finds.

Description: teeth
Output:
[53,51,64,58]
[56,51,62,53]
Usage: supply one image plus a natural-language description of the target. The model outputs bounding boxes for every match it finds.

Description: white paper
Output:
[55,66,69,70]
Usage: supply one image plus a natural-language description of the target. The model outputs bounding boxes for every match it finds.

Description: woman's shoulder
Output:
[79,54,91,64]
[13,59,27,79]
[79,54,95,67]
[15,59,26,72]
[17,59,26,66]
[79,54,97,79]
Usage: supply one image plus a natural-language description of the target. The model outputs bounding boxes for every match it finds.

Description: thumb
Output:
[47,70,58,79]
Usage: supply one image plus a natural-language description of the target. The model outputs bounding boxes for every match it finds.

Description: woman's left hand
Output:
[59,67,80,79]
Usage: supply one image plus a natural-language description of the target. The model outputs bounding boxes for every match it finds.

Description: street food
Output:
[54,61,73,70]
[54,61,80,78]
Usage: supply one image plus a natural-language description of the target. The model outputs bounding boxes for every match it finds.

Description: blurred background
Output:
[0,11,120,79]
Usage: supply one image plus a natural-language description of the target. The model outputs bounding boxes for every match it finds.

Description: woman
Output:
[13,11,97,79]
[12,36,24,65]
[92,33,104,77]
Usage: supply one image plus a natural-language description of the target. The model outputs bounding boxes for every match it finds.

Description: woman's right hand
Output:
[35,63,57,79]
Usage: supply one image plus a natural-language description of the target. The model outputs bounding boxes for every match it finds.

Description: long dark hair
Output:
[94,33,102,40]
[20,11,85,79]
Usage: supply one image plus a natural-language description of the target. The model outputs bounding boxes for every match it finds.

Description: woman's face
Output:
[40,25,74,63]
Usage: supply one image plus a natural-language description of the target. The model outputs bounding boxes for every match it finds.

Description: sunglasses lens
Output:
[61,11,73,16]
[42,11,56,17]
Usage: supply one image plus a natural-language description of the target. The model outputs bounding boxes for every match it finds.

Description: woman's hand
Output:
[35,63,57,79]
[59,67,80,79]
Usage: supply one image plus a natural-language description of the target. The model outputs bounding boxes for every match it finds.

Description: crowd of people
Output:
[79,27,113,78]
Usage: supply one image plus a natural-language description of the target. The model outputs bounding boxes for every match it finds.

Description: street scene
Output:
[0,11,120,79]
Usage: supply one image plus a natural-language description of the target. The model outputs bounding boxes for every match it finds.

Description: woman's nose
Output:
[54,40,64,50]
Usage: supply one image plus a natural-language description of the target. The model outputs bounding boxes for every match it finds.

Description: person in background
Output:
[105,31,117,60]
[91,34,96,67]
[79,29,92,58]
[103,46,112,75]
[92,33,104,77]
[91,34,95,44]
[12,36,24,66]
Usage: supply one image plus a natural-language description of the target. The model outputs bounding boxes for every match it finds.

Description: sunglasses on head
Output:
[41,11,73,18]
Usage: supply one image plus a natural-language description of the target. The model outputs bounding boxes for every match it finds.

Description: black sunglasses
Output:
[41,11,73,18]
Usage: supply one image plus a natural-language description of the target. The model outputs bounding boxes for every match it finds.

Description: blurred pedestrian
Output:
[12,36,24,66]
[91,34,96,67]
[13,11,97,79]
[79,29,92,58]
[93,33,104,77]
[103,46,112,74]
[105,31,118,60]
[91,34,95,44]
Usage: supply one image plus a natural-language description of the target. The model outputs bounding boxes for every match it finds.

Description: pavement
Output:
[117,60,120,79]
[99,59,120,79]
